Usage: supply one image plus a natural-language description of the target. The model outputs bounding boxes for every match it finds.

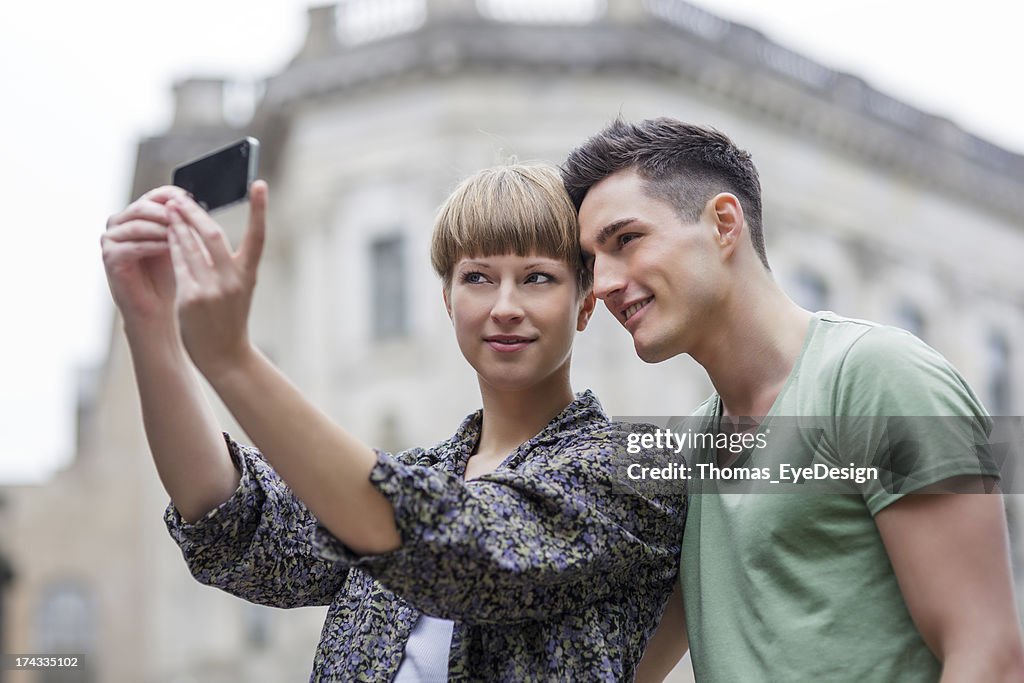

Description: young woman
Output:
[102,163,684,680]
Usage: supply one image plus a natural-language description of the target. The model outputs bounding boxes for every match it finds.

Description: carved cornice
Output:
[229,0,1024,222]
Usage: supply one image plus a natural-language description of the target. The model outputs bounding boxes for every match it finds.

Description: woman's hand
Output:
[102,186,189,328]
[165,181,268,380]
[163,180,394,554]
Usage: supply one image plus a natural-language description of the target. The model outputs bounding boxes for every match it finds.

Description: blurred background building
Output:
[2,0,1022,680]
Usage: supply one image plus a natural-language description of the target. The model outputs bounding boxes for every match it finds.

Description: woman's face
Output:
[445,253,594,394]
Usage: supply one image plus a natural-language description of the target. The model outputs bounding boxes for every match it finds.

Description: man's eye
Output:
[525,272,554,284]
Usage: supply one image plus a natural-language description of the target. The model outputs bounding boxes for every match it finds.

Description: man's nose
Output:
[592,256,626,301]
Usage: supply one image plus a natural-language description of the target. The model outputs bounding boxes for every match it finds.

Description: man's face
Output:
[578,168,723,363]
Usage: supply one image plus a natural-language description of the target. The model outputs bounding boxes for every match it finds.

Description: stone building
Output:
[2,1,1022,681]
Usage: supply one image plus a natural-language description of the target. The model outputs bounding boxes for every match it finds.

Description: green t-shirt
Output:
[680,312,999,682]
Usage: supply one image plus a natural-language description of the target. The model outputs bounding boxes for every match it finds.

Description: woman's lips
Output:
[485,337,536,353]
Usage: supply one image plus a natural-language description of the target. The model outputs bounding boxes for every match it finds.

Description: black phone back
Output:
[172,137,260,212]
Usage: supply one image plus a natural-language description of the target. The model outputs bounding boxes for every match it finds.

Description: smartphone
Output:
[172,137,260,212]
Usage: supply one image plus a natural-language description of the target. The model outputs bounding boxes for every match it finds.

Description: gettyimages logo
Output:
[627,427,767,456]
[611,416,1021,496]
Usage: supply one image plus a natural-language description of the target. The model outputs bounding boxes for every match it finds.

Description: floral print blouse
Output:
[164,390,685,681]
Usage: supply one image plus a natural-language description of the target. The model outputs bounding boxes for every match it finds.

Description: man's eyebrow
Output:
[595,218,639,247]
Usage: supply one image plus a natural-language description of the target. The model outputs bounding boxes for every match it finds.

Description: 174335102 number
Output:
[2,655,82,670]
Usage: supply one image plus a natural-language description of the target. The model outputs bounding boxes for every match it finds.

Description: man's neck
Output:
[692,288,814,418]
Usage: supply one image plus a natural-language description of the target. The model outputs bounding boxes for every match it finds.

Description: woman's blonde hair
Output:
[430,163,592,295]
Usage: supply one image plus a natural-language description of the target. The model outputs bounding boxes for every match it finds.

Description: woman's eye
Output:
[618,233,639,248]
[462,271,488,284]
[525,272,554,284]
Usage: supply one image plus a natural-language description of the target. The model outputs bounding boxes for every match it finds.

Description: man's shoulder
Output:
[814,311,887,350]
[810,311,943,378]
[822,315,952,382]
[813,313,986,419]
[779,311,982,418]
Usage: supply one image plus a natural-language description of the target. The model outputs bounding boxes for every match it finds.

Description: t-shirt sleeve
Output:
[832,326,1000,514]
[164,434,350,608]
[307,423,685,625]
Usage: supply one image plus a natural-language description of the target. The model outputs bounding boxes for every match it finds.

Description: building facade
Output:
[2,1,1022,681]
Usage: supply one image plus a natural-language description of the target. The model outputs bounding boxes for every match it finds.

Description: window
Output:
[371,235,409,340]
[0,548,13,663]
[893,302,927,340]
[477,0,604,23]
[243,603,271,649]
[35,581,94,683]
[377,411,404,454]
[987,332,1012,415]
[337,0,427,45]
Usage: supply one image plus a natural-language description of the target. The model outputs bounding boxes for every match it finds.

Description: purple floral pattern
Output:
[165,390,684,681]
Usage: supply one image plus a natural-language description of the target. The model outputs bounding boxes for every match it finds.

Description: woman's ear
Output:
[577,290,597,332]
[442,286,453,321]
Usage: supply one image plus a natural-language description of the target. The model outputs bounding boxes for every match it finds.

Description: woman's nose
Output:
[490,284,525,323]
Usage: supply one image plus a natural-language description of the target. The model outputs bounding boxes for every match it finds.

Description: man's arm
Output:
[875,484,1024,682]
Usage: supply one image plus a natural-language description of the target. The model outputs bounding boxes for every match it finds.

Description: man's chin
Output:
[632,334,674,364]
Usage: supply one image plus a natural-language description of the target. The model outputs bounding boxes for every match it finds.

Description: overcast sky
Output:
[1,0,1021,483]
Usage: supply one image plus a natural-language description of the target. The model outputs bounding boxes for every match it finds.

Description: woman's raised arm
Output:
[102,185,239,522]
[164,186,401,555]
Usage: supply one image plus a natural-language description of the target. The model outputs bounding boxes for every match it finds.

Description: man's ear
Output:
[577,290,597,332]
[710,193,744,257]
[442,286,453,321]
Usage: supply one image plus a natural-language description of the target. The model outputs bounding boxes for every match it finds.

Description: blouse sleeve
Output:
[309,423,685,624]
[164,434,349,608]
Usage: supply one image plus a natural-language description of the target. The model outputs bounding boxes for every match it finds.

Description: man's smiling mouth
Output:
[622,297,653,322]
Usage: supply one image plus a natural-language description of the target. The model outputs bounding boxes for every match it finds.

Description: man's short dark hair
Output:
[561,117,769,270]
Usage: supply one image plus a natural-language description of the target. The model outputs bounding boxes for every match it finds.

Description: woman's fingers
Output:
[103,220,169,243]
[141,185,190,204]
[240,180,268,276]
[160,188,267,312]
[107,186,188,230]
[155,185,265,376]
[167,206,212,290]
[103,240,170,266]
[101,221,171,270]
[107,202,168,231]
[167,196,234,271]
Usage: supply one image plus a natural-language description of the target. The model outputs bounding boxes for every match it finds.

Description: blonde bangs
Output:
[431,164,591,292]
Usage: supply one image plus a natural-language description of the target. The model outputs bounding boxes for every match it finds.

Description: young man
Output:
[562,117,1024,681]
